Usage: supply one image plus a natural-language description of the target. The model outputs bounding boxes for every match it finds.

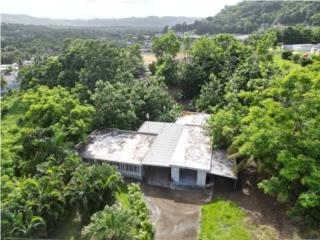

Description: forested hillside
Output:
[1,23,153,64]
[2,13,200,28]
[172,1,320,34]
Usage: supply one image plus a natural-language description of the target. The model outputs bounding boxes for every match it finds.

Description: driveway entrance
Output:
[141,184,212,240]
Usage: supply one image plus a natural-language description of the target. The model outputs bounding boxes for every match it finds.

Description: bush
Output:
[292,54,300,63]
[81,183,154,240]
[127,183,154,240]
[148,61,157,75]
[299,56,313,66]
[281,50,293,60]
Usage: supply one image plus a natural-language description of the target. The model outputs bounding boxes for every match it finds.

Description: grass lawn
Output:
[273,54,302,73]
[199,199,251,240]
[116,185,130,209]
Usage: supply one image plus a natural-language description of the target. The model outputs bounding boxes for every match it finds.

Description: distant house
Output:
[311,46,320,55]
[76,112,237,189]
[282,43,320,53]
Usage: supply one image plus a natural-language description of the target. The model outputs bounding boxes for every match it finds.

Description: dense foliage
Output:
[93,79,177,129]
[151,32,181,86]
[1,39,162,238]
[247,26,320,46]
[233,64,320,227]
[150,30,320,228]
[81,183,153,240]
[19,40,143,90]
[172,1,320,34]
[206,54,320,227]
[1,23,124,64]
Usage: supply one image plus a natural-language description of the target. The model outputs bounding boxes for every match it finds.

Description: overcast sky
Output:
[1,0,242,19]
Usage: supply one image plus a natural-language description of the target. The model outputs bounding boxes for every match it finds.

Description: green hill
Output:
[172,1,320,34]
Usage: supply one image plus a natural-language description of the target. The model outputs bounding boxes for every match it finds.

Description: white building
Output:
[77,112,237,189]
[282,43,320,53]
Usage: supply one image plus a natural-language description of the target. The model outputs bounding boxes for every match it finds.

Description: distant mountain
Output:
[1,14,201,29]
[172,1,320,34]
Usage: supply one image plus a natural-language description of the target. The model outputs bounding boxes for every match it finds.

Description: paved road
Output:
[141,184,212,240]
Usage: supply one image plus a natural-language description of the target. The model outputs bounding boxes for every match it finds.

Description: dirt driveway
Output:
[141,184,212,240]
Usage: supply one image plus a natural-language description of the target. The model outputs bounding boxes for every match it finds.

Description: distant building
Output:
[282,43,320,53]
[77,112,237,189]
[311,46,320,55]
[23,60,33,66]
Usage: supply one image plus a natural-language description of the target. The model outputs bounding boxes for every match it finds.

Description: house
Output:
[76,112,237,189]
[311,46,320,55]
[282,43,320,53]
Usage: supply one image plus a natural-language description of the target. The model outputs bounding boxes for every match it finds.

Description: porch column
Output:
[197,170,206,187]
[171,166,180,184]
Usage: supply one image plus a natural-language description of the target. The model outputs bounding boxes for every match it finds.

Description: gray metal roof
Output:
[209,150,237,179]
[170,125,212,171]
[175,111,209,126]
[138,121,178,135]
[140,122,183,167]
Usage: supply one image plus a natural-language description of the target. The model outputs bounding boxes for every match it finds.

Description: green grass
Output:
[199,199,252,240]
[116,185,130,209]
[273,54,302,73]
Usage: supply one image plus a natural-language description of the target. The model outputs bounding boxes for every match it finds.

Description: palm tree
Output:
[9,208,47,238]
[81,205,137,240]
[66,164,124,222]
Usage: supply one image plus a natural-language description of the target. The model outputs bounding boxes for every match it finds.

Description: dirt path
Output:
[141,184,211,240]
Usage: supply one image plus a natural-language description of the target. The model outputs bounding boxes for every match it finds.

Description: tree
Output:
[66,164,123,222]
[21,85,94,142]
[151,32,181,86]
[92,78,176,130]
[155,57,179,86]
[195,74,226,111]
[4,208,46,238]
[19,40,144,91]
[232,64,320,227]
[152,31,180,59]
[180,35,248,99]
[81,205,137,240]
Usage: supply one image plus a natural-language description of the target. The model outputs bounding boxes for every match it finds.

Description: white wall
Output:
[197,170,206,187]
[171,166,180,184]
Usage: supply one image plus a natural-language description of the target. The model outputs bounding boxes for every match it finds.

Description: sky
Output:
[1,0,242,19]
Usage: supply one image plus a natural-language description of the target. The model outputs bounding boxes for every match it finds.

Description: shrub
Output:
[127,184,154,240]
[281,50,293,60]
[81,205,138,240]
[299,57,313,66]
[292,54,300,63]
